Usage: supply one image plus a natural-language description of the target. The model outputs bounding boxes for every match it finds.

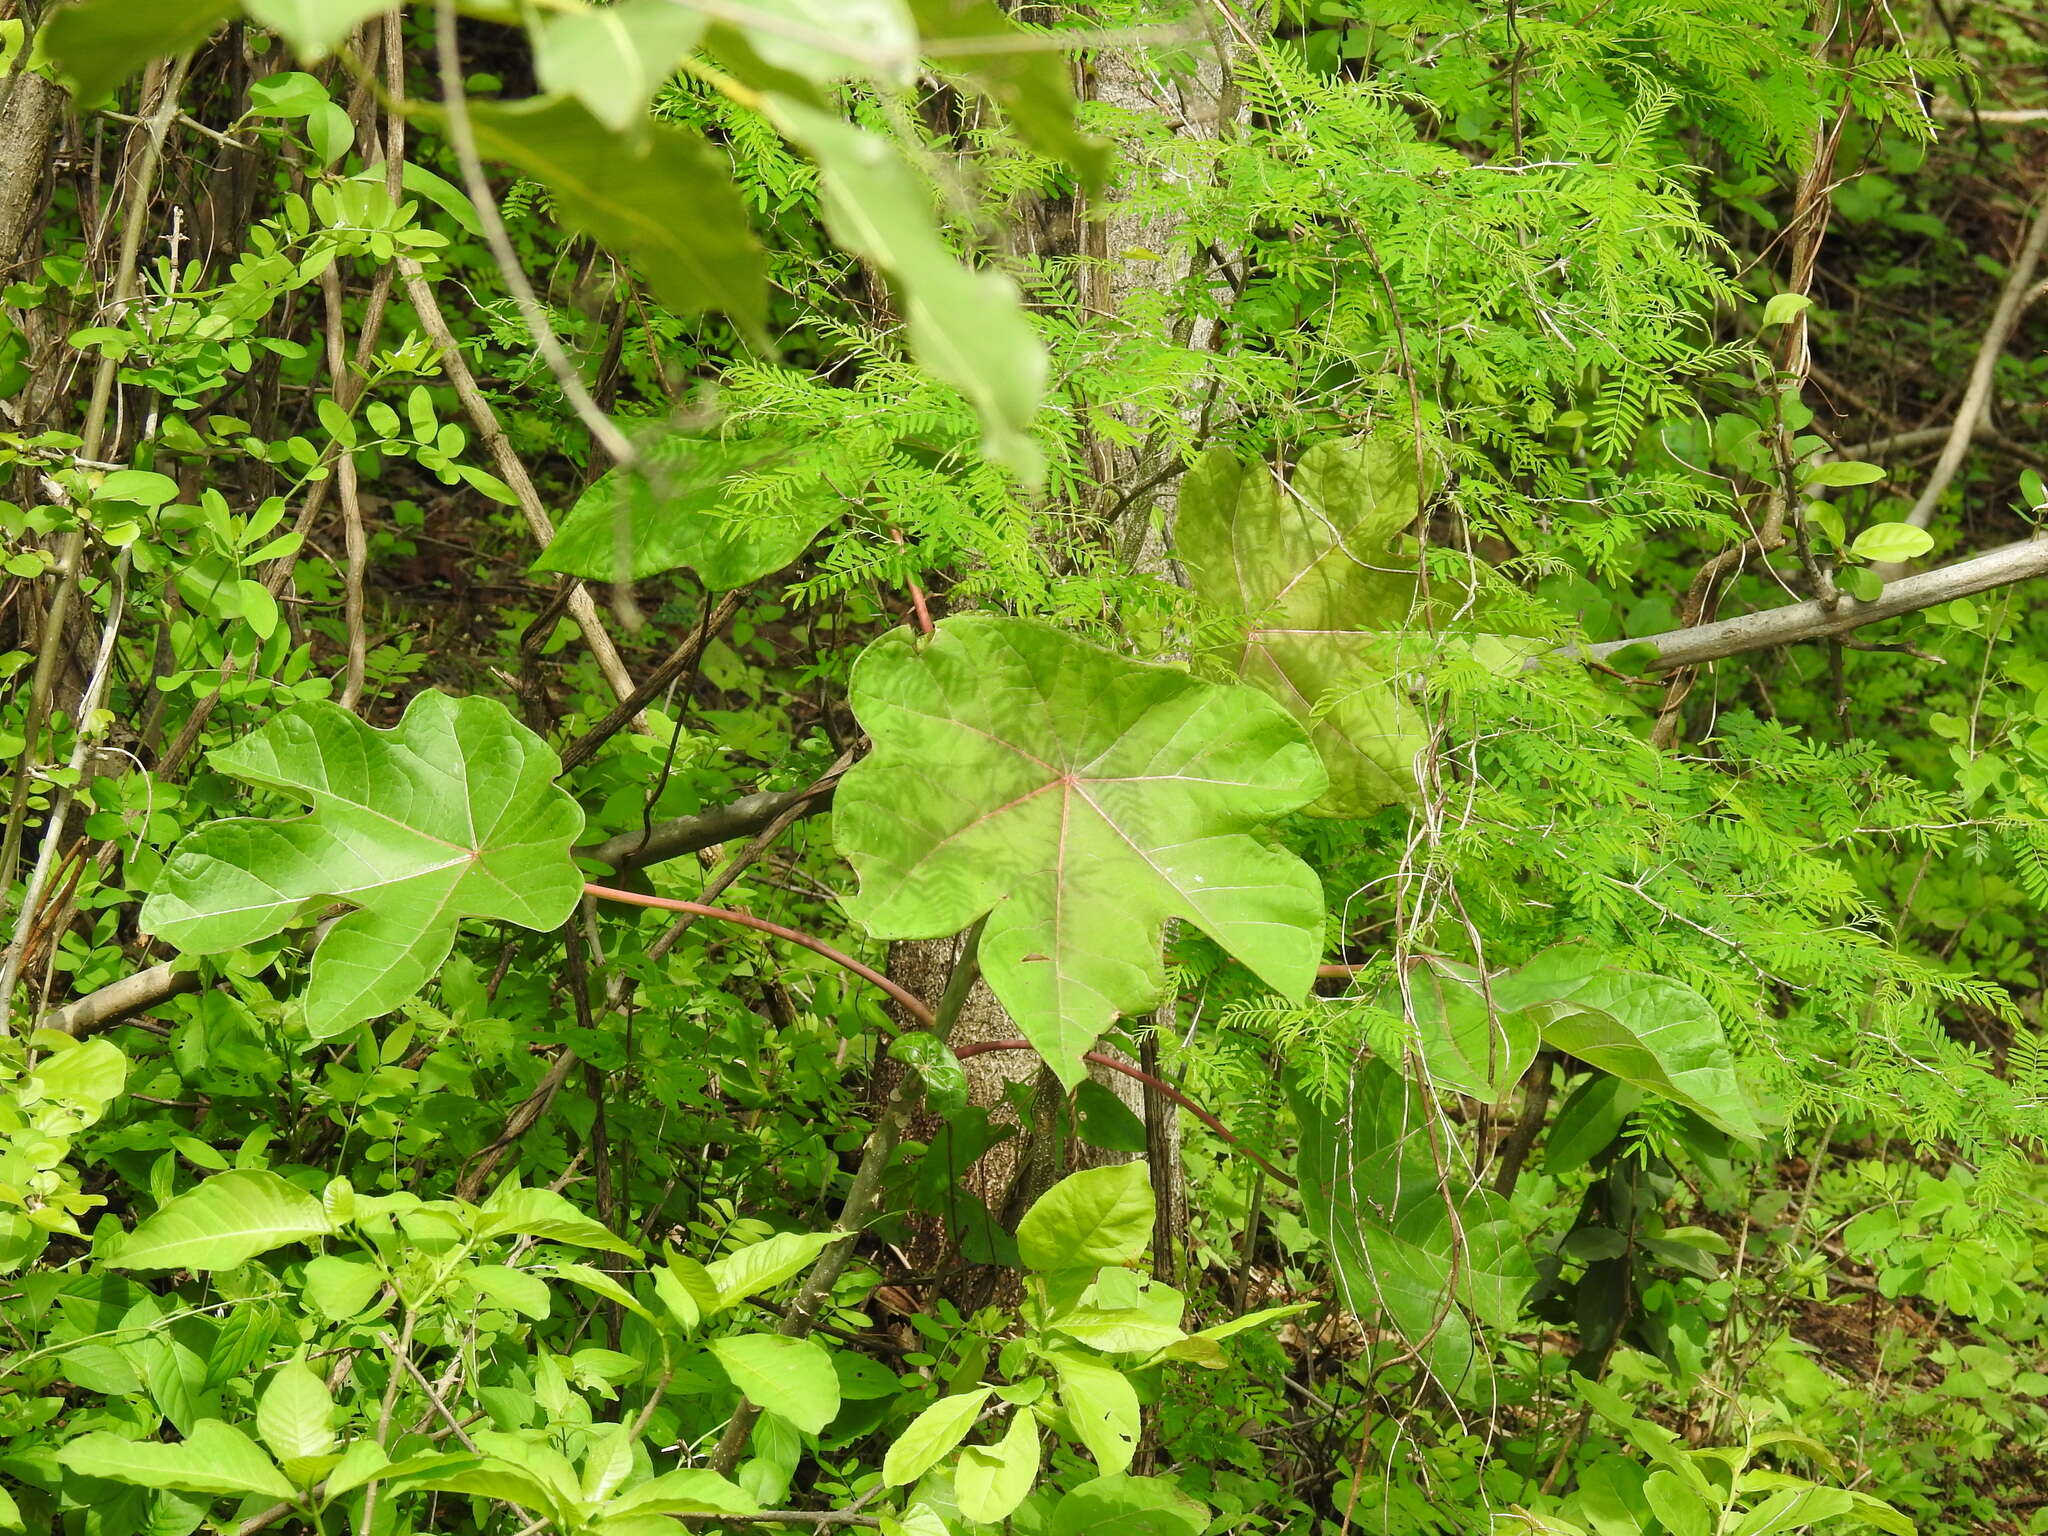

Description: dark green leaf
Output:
[456,97,766,339]
[44,0,238,102]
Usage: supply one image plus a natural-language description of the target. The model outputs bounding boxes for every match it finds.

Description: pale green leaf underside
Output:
[140,690,584,1037]
[106,1169,335,1271]
[1176,436,1429,816]
[534,435,842,589]
[764,96,1046,479]
[834,614,1326,1082]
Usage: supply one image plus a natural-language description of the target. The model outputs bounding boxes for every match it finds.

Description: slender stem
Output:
[1,55,189,925]
[707,921,986,1473]
[582,884,935,1027]
[954,1040,1297,1189]
[0,552,130,1031]
[430,0,637,469]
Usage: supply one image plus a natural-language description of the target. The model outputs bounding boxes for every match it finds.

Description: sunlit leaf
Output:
[106,1169,335,1271]
[57,1421,296,1501]
[706,1334,840,1434]
[835,614,1326,1081]
[140,691,584,1038]
[1848,521,1933,563]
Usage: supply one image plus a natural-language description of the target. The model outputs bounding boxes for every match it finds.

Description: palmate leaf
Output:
[834,615,1325,1082]
[140,691,584,1038]
[1176,436,1430,816]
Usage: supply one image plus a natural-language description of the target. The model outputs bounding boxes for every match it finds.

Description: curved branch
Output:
[39,962,200,1038]
[581,883,934,1027]
[1584,536,2048,672]
[582,883,1294,1186]
[1902,195,2048,533]
[577,783,834,872]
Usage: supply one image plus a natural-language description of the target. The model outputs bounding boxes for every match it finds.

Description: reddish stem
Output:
[889,527,933,635]
[584,884,1294,1188]
[582,883,935,1027]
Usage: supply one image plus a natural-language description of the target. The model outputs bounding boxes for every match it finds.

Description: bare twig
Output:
[1,554,130,1030]
[1,56,189,929]
[1898,194,2048,534]
[707,920,988,1473]
[397,258,641,705]
[556,589,746,773]
[429,0,638,470]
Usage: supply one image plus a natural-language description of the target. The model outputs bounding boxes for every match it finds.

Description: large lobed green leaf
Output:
[1176,436,1430,816]
[140,690,584,1037]
[834,614,1326,1082]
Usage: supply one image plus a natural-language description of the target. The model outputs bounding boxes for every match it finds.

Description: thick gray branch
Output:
[575,784,833,872]
[40,963,200,1038]
[1586,536,2048,672]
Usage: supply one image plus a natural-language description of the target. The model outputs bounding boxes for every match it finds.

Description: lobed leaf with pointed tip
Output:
[141,691,583,1037]
[1176,436,1431,816]
[834,614,1326,1081]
